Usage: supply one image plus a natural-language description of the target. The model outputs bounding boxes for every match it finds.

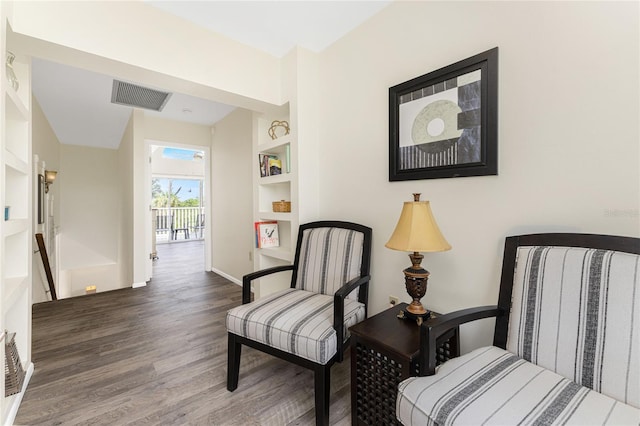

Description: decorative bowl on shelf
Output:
[272,200,291,213]
[268,120,290,140]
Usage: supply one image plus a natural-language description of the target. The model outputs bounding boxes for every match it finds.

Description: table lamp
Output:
[385,193,451,323]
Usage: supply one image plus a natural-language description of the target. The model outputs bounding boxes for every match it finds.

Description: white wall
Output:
[151,147,205,178]
[117,112,134,290]
[211,108,254,283]
[31,97,60,303]
[10,1,282,110]
[58,144,121,297]
[284,48,321,224]
[31,97,60,220]
[317,1,639,352]
[144,116,212,148]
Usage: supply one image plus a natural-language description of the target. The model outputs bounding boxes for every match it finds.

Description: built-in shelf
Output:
[4,229,28,279]
[253,108,298,299]
[2,219,28,237]
[5,87,29,121]
[1,20,34,426]
[258,173,291,185]
[4,150,28,174]
[257,134,292,152]
[257,211,292,221]
[2,276,28,312]
[258,246,293,262]
[4,165,28,220]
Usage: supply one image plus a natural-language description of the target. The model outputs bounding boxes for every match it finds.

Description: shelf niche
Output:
[252,104,297,300]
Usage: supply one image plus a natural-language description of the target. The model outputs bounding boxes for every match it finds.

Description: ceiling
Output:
[31,1,391,149]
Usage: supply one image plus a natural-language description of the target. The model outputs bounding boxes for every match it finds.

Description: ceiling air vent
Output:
[111,80,172,111]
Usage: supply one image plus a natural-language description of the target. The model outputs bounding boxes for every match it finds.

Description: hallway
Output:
[153,239,205,280]
[15,241,352,425]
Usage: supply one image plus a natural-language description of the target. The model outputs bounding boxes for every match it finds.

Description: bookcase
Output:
[252,104,298,298]
[1,9,34,425]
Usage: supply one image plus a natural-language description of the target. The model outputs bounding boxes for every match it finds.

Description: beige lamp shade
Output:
[385,198,451,253]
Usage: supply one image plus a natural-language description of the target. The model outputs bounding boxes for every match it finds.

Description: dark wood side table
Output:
[349,302,460,426]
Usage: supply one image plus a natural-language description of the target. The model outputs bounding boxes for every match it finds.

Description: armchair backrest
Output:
[292,221,372,301]
[495,233,639,408]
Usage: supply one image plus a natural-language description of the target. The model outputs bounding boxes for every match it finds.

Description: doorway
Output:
[147,143,211,280]
[152,177,204,243]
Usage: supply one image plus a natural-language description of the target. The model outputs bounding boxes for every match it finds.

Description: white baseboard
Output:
[211,268,242,286]
[4,361,34,426]
[132,282,147,288]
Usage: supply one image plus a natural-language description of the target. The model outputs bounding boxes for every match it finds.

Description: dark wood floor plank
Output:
[15,241,352,425]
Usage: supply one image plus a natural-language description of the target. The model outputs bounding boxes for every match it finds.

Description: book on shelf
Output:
[258,153,271,177]
[258,153,280,177]
[269,157,282,175]
[255,221,279,248]
[259,149,290,177]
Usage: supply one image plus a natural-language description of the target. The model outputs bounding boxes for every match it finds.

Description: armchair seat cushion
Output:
[397,346,640,425]
[226,288,365,365]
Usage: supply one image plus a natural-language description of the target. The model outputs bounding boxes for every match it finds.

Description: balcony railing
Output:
[153,207,204,243]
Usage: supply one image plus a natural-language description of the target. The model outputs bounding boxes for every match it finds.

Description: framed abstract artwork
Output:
[389,47,498,181]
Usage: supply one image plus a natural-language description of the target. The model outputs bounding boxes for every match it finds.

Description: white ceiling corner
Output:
[32,1,391,149]
[145,1,391,57]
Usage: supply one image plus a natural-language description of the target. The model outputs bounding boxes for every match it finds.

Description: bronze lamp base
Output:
[397,251,432,325]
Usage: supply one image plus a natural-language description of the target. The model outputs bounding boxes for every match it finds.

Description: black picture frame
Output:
[38,174,45,224]
[389,47,498,181]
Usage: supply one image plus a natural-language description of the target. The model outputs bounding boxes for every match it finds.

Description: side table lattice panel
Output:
[354,343,404,426]
[353,336,457,425]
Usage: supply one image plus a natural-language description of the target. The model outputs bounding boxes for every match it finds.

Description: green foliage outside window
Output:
[151,178,201,208]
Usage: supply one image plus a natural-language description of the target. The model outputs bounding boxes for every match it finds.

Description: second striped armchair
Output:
[396,233,640,425]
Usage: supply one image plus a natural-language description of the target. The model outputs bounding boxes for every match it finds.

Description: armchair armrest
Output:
[241,265,294,304]
[333,275,371,361]
[418,305,503,376]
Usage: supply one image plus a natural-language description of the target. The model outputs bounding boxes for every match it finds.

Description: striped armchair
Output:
[397,233,640,425]
[226,221,372,426]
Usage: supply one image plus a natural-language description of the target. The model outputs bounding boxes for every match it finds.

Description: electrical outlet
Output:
[389,295,399,306]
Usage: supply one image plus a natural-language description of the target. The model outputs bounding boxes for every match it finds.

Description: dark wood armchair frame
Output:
[227,221,372,426]
[417,233,640,377]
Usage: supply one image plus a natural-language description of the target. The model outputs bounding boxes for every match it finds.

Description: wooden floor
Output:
[15,241,352,425]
